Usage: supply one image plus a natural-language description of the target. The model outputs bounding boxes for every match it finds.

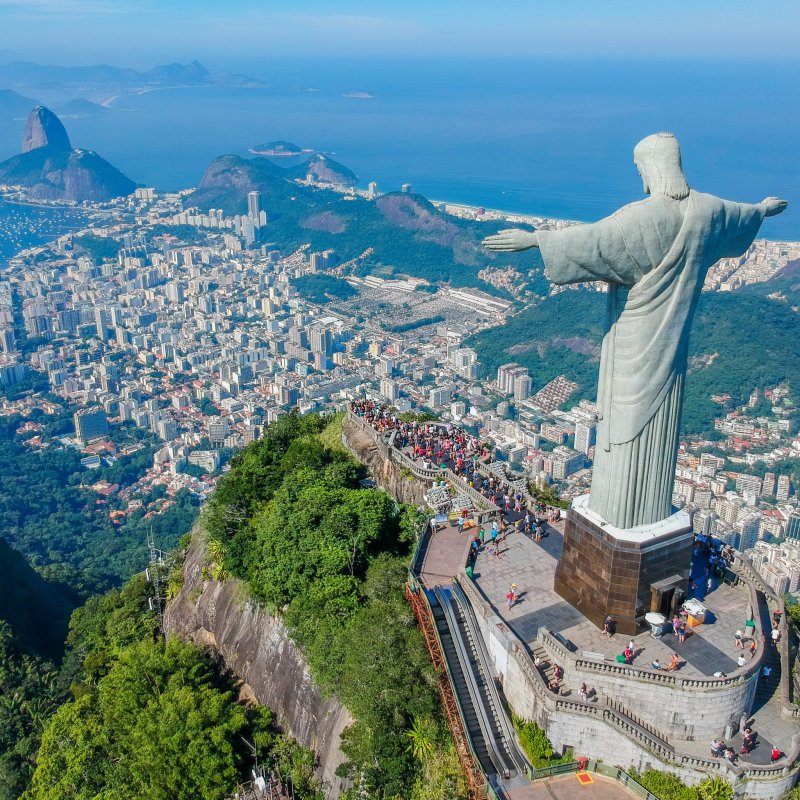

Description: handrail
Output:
[406,583,490,799]
[737,556,800,717]
[434,586,513,780]
[347,409,499,515]
[451,582,533,777]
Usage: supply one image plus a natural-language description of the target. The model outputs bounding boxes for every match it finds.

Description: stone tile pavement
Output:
[419,519,473,588]
[473,520,756,680]
[506,774,638,800]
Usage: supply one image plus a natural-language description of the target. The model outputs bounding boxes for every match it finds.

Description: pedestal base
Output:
[553,495,694,636]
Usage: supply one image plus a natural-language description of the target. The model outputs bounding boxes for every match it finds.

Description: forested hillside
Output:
[190,153,532,293]
[16,574,321,800]
[203,411,468,799]
[468,283,800,437]
[0,413,199,594]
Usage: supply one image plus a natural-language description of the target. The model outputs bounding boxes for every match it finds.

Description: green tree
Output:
[25,639,251,800]
[697,777,734,800]
[406,717,436,762]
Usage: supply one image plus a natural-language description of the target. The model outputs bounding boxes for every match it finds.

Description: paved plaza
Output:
[506,773,638,800]
[474,519,755,677]
[468,518,797,764]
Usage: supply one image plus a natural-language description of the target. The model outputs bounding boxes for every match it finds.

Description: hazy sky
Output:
[1,0,799,68]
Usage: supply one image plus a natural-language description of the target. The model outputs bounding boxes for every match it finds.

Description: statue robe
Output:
[537,190,765,529]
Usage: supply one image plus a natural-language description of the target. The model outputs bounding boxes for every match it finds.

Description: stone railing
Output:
[736,557,800,718]
[605,697,670,745]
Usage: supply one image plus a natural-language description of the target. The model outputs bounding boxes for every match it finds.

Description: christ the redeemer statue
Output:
[483,133,787,530]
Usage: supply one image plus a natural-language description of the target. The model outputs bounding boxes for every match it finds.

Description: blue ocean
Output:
[1,58,798,238]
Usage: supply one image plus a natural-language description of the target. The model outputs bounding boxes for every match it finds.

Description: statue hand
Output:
[482,228,538,252]
[761,197,788,217]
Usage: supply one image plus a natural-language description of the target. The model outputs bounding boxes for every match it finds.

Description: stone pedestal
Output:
[553,494,694,636]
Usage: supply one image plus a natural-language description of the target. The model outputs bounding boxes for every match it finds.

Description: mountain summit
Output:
[0,106,135,201]
[22,105,72,153]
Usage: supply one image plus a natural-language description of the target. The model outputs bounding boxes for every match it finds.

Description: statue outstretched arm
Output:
[482,228,539,252]
[761,197,789,217]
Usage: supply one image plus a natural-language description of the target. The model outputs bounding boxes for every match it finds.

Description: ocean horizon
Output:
[1,57,798,238]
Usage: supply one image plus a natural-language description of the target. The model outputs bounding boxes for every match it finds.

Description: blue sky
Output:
[0,0,798,68]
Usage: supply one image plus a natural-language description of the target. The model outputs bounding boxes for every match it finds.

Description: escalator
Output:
[430,584,531,782]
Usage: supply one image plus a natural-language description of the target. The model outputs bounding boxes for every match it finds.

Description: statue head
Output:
[633,133,690,200]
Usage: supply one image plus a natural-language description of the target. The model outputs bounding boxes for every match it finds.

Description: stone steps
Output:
[531,643,574,698]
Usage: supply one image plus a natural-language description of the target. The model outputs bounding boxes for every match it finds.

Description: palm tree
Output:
[698,776,733,800]
[405,717,435,763]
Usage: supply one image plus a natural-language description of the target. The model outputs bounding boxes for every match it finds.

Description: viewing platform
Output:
[344,406,800,797]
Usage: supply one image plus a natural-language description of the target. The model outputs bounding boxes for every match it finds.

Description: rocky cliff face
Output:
[341,414,428,507]
[21,106,71,153]
[164,534,351,798]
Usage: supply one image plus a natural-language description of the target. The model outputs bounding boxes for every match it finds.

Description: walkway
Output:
[418,519,473,587]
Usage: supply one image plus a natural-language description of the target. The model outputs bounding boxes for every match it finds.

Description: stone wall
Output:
[341,412,428,507]
[164,534,351,799]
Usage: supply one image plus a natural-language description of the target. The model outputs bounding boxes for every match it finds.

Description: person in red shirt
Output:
[771,747,781,763]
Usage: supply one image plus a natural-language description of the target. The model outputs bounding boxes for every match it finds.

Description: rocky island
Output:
[248,139,312,157]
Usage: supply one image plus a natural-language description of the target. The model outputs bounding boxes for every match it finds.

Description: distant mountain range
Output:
[0,59,264,95]
[0,106,135,201]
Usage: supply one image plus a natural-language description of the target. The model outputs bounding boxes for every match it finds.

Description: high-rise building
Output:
[310,326,333,357]
[158,419,178,442]
[429,387,451,408]
[451,400,467,418]
[208,416,230,447]
[736,474,762,497]
[0,328,15,353]
[380,377,399,402]
[787,513,800,542]
[73,406,109,443]
[777,475,792,502]
[513,374,533,401]
[496,363,529,394]
[367,182,378,199]
[449,347,479,380]
[574,422,597,455]
[761,472,777,497]
[247,191,262,226]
